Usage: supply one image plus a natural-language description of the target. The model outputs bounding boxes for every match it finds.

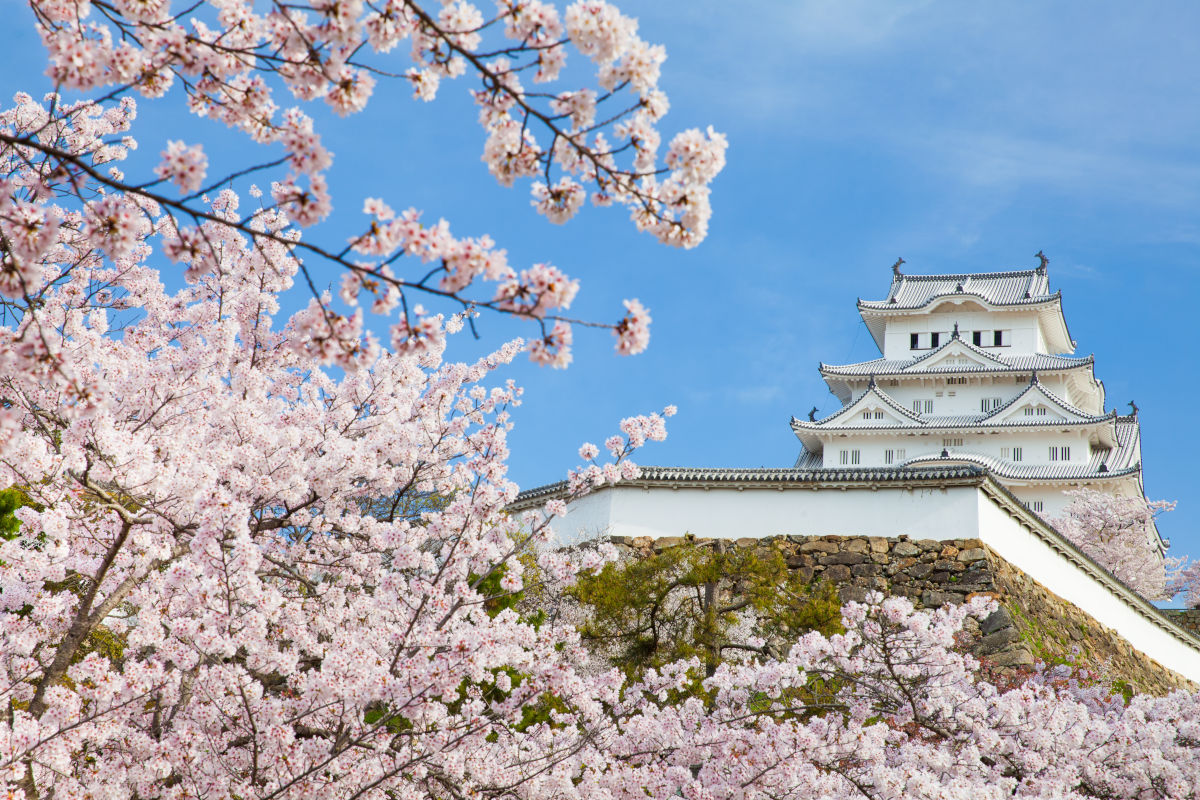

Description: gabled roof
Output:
[800,379,922,427]
[859,267,1054,311]
[855,266,1076,354]
[791,376,1118,453]
[983,373,1109,425]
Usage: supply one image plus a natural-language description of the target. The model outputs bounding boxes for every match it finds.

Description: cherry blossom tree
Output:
[3,2,1200,798]
[1052,489,1180,602]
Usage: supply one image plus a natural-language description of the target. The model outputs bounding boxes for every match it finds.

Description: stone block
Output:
[793,566,814,583]
[824,564,852,582]
[653,536,687,551]
[922,590,964,607]
[799,541,839,554]
[892,542,921,557]
[933,559,965,572]
[736,537,757,548]
[843,538,870,553]
[869,537,890,553]
[980,608,1014,635]
[820,551,866,566]
[989,647,1035,668]
[906,563,933,580]
[978,627,1021,653]
[916,539,941,551]
[958,547,987,562]
[785,554,813,568]
[870,553,889,564]
[939,545,960,558]
[850,563,879,578]
[839,585,870,603]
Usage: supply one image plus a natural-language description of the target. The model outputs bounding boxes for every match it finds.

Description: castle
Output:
[791,257,1149,527]
[513,260,1196,683]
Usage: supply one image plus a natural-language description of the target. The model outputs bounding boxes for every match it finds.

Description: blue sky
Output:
[5,3,1200,566]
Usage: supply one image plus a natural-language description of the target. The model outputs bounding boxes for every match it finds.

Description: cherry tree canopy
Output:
[2,2,1200,799]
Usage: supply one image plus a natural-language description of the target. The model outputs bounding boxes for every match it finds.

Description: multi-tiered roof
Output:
[791,261,1147,522]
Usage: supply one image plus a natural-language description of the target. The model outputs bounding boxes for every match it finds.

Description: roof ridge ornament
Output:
[892,257,905,277]
[868,374,877,388]
[1128,400,1139,416]
[1035,249,1049,275]
[952,321,960,339]
[1031,369,1039,384]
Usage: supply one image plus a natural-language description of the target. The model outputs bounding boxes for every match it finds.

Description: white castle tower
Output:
[790,256,1148,524]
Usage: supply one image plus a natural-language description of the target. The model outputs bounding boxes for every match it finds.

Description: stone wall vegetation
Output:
[606,533,1197,695]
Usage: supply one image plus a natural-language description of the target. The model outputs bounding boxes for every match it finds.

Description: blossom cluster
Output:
[19,0,729,364]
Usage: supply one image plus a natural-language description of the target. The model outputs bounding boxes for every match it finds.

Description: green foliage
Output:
[569,540,843,684]
[0,486,31,540]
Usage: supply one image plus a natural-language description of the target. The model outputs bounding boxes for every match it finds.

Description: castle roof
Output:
[820,339,1093,378]
[792,376,1114,434]
[856,266,1075,353]
[789,415,1140,486]
[859,267,1054,311]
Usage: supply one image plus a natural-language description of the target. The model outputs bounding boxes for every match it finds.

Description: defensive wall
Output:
[511,465,1200,688]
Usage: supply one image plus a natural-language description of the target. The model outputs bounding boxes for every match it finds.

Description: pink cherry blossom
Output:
[154,140,208,193]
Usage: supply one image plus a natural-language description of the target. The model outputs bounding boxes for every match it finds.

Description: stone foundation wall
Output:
[609,533,1196,695]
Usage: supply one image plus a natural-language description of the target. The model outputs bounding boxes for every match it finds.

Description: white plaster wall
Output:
[818,429,1096,470]
[560,484,983,543]
[974,494,1200,683]
[881,309,1043,360]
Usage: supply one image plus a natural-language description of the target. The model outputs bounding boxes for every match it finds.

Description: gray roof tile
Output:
[859,268,1055,311]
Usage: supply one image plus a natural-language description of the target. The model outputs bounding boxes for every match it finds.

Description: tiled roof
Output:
[859,268,1055,311]
[821,347,1092,378]
[899,414,1141,482]
[512,464,993,504]
[903,451,1139,482]
[792,379,1113,433]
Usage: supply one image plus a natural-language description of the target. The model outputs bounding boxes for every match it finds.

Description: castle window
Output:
[993,330,1010,347]
[862,411,871,420]
[943,437,963,447]
[947,377,967,385]
[981,397,1002,411]
[1037,407,1047,416]
[910,333,919,350]
[885,448,906,465]
[874,410,884,419]
[930,332,941,347]
[1000,447,1010,459]
[1025,500,1045,513]
[1049,446,1070,462]
[972,330,983,346]
[1012,447,1023,461]
[840,449,860,466]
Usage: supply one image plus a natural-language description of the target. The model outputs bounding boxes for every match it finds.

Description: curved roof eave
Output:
[902,452,1141,483]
